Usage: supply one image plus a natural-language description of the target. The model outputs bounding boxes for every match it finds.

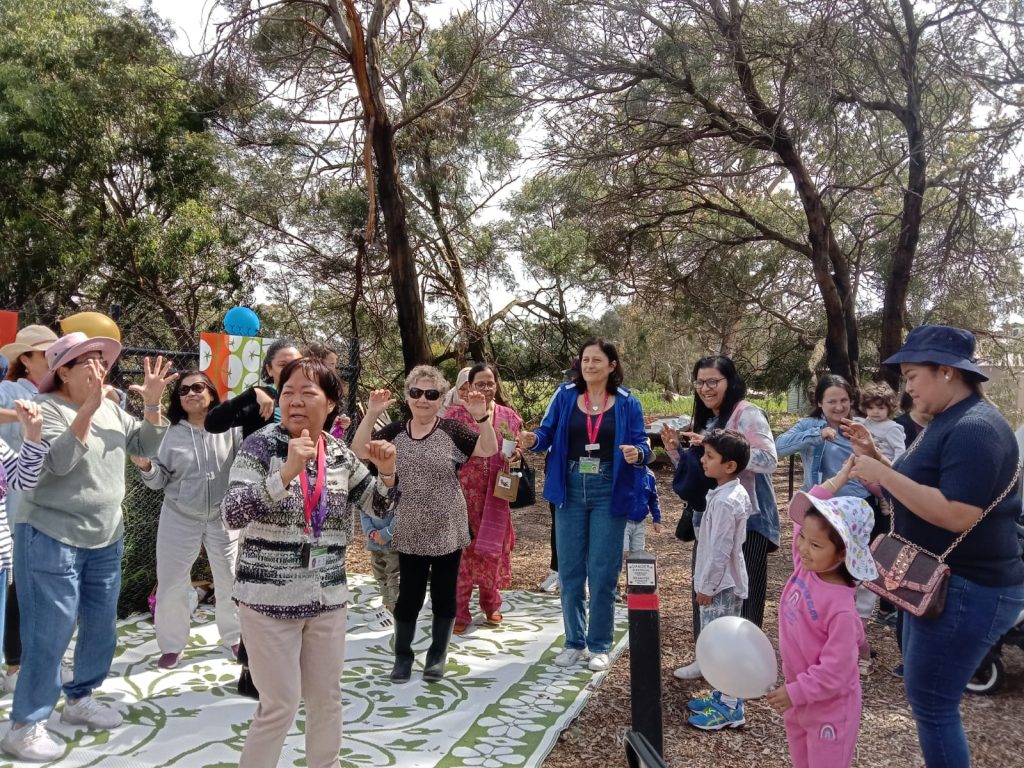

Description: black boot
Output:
[423,616,455,682]
[389,620,417,683]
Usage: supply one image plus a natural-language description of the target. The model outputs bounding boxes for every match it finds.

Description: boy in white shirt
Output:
[686,428,752,731]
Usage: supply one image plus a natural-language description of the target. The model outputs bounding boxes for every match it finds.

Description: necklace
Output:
[590,403,601,412]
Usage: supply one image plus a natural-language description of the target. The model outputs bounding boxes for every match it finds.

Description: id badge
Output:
[308,546,330,570]
[579,457,601,475]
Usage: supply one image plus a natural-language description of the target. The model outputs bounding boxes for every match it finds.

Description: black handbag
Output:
[672,445,715,542]
[510,457,537,509]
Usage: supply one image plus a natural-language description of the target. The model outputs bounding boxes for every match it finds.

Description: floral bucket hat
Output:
[789,492,879,582]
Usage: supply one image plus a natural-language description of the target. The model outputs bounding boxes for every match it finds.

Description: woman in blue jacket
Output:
[519,338,649,673]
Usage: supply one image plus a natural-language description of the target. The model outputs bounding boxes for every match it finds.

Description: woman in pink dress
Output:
[446,363,522,634]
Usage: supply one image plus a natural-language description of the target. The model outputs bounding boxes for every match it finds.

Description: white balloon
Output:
[695,616,778,699]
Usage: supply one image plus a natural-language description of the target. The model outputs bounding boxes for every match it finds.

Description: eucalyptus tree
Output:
[208,0,530,373]
[507,0,1024,382]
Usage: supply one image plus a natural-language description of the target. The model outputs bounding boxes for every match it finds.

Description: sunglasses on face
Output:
[178,383,209,396]
[407,387,441,401]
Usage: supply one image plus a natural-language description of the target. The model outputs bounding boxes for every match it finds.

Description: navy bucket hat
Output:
[883,324,988,381]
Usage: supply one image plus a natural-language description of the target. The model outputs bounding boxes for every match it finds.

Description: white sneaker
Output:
[1,721,63,761]
[538,571,560,593]
[673,660,703,680]
[588,653,610,671]
[553,647,587,667]
[61,695,123,729]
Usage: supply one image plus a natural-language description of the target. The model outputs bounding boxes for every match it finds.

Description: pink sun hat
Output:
[38,332,122,394]
[789,491,879,582]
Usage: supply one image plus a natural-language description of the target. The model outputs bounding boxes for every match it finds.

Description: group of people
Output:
[0,321,1019,768]
[654,325,1022,768]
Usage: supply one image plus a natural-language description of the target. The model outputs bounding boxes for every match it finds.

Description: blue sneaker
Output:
[890,663,904,679]
[687,698,745,730]
[686,690,722,713]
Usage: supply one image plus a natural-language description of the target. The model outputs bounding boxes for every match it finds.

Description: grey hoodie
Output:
[141,422,241,520]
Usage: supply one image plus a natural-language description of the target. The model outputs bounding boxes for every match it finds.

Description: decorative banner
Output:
[0,311,17,347]
[200,332,276,400]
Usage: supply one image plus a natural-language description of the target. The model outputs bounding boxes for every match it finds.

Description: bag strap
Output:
[888,462,1024,565]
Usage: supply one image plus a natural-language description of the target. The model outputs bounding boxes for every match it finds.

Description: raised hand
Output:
[128,356,177,407]
[367,389,395,417]
[14,399,42,443]
[81,359,108,416]
[254,387,276,420]
[463,390,488,420]
[679,431,703,447]
[282,428,317,485]
[839,417,878,457]
[820,426,837,442]
[365,439,397,476]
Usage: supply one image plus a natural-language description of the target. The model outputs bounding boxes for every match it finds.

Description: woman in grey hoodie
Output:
[133,372,241,670]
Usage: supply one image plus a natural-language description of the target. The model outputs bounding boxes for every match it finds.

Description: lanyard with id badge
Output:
[299,435,330,570]
[579,390,607,475]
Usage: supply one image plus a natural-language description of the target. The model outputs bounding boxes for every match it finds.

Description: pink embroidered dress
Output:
[446,403,522,625]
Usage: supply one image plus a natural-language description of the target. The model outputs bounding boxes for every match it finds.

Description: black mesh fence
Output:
[109,343,360,618]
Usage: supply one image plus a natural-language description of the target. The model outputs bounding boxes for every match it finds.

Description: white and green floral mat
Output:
[0,576,628,767]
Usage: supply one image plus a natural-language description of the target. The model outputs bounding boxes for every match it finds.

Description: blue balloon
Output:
[224,306,261,336]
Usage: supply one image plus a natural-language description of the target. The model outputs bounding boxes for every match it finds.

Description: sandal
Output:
[453,623,470,635]
[484,612,504,625]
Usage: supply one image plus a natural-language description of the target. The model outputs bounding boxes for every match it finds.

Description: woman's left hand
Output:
[765,686,792,714]
[463,390,488,421]
[366,439,397,476]
[128,356,178,407]
[850,455,888,486]
[840,418,878,458]
[619,444,642,464]
[14,399,42,443]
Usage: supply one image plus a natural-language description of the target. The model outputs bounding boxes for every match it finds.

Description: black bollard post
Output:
[626,550,663,759]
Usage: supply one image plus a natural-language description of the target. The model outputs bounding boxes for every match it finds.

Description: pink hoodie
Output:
[778,486,863,709]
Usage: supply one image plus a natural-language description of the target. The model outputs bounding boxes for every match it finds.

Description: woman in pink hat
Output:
[0,333,176,763]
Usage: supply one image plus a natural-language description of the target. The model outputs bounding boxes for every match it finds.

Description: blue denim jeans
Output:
[902,573,1024,767]
[555,462,627,654]
[12,524,124,724]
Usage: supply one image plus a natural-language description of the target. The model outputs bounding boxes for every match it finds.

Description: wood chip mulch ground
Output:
[349,458,1024,767]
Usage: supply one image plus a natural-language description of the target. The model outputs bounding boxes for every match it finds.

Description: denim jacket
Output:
[776,416,868,499]
[530,383,651,514]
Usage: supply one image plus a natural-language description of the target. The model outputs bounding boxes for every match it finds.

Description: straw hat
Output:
[0,325,59,363]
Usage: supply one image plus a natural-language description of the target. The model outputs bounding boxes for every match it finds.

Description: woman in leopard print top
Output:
[353,364,498,683]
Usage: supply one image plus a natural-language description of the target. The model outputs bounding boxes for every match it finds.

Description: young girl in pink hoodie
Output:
[766,460,878,768]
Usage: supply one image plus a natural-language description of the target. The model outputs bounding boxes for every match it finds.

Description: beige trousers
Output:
[238,603,347,768]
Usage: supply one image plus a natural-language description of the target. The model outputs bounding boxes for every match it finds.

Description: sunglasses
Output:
[178,383,209,396]
[408,387,441,401]
[66,355,106,369]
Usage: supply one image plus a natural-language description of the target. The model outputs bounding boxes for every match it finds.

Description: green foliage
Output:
[0,0,252,344]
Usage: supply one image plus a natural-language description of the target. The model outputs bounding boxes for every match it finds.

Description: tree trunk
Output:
[373,125,432,372]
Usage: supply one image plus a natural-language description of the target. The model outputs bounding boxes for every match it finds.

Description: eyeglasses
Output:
[408,387,441,401]
[178,383,209,396]
[473,382,497,390]
[693,377,725,390]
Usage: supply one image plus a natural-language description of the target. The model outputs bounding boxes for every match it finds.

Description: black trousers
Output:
[395,549,462,622]
[691,529,773,639]
[4,582,19,667]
